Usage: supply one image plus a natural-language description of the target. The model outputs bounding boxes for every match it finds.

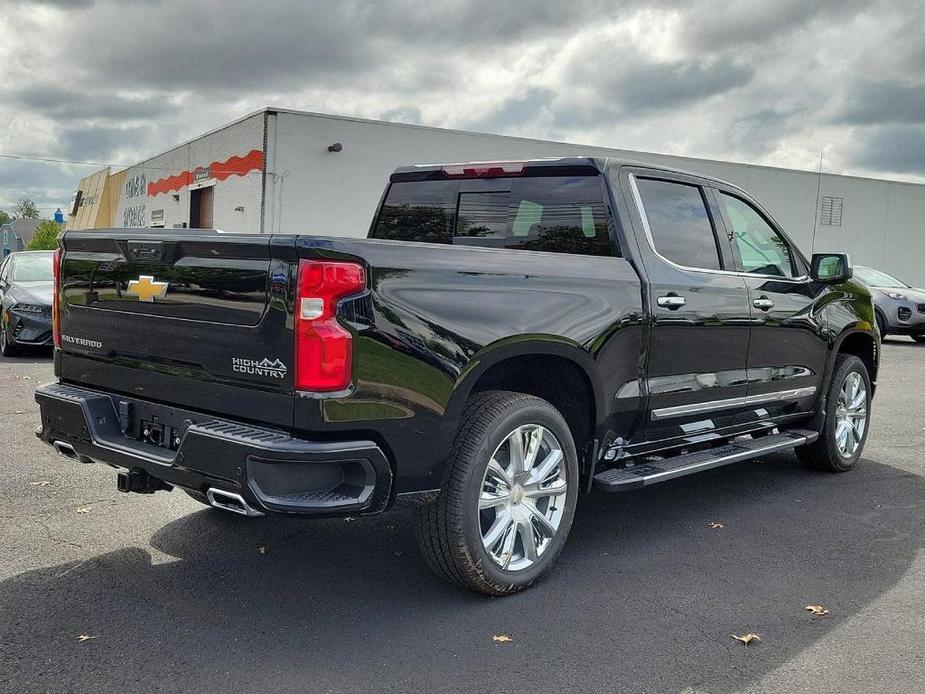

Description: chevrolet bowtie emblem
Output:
[127,275,169,302]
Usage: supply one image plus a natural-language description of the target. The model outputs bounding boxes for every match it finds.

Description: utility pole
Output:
[811,151,824,253]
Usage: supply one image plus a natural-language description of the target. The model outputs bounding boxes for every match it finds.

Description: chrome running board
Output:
[594,429,818,492]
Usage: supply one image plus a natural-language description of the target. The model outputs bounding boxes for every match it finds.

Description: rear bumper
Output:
[34,382,393,516]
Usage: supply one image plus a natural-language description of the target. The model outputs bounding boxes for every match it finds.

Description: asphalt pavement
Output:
[1,340,923,694]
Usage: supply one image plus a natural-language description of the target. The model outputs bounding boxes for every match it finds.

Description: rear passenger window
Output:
[372,180,456,244]
[635,178,722,270]
[372,176,614,256]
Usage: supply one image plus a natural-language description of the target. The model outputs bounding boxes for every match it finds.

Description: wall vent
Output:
[820,195,844,226]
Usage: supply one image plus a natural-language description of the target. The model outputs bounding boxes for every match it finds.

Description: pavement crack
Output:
[28,516,83,549]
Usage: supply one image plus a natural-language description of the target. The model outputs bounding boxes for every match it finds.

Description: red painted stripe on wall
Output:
[147,149,265,196]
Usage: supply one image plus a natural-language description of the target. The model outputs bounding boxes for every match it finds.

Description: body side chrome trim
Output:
[650,386,817,421]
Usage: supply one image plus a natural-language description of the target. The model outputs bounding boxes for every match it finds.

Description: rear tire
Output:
[797,354,871,472]
[415,390,579,596]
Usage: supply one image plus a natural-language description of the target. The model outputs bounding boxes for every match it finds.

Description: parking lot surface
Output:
[1,340,923,694]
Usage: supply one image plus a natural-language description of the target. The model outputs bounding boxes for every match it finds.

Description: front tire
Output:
[415,390,579,595]
[0,322,18,357]
[797,354,871,472]
[875,312,888,339]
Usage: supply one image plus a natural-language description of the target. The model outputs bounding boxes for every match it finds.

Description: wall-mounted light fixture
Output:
[172,194,180,202]
[327,142,343,153]
[234,206,245,213]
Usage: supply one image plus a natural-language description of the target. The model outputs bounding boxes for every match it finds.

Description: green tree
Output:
[12,198,40,220]
[26,220,61,250]
[0,210,10,226]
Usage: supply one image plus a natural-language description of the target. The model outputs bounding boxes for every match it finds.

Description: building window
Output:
[820,196,844,226]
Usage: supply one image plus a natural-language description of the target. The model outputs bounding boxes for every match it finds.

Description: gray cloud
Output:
[0,159,81,216]
[545,53,753,134]
[9,84,174,121]
[64,4,372,91]
[837,80,925,126]
[848,124,925,174]
[472,89,557,135]
[10,0,96,7]
[58,126,134,161]
[680,0,868,51]
[54,0,629,93]
[612,61,753,111]
[2,0,925,215]
[725,107,811,158]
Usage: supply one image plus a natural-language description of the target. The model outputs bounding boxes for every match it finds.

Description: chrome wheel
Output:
[834,371,868,458]
[478,424,568,571]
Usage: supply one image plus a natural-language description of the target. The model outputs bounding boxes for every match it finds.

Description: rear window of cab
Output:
[371,176,615,257]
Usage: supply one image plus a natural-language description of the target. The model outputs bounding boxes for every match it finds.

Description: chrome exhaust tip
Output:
[52,440,94,464]
[205,488,264,517]
[52,440,78,460]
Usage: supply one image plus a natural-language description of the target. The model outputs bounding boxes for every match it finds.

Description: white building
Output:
[78,107,925,284]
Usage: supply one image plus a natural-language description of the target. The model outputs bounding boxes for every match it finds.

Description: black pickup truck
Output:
[35,157,878,595]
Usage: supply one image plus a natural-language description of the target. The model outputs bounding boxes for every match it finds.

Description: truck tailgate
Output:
[57,230,296,427]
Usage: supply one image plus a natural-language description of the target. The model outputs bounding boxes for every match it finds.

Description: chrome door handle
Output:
[753,297,774,310]
[657,294,687,310]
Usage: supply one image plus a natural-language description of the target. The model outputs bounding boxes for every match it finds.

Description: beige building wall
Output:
[98,170,125,228]
[66,168,125,229]
[66,168,109,230]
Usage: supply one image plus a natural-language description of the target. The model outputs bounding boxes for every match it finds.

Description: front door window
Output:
[719,193,794,277]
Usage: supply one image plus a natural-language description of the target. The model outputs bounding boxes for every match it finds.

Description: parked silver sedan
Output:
[854,265,925,342]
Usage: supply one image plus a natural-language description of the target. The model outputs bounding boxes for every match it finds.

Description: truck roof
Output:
[390,156,745,191]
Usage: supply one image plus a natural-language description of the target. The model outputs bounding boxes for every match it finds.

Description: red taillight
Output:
[52,247,62,348]
[441,161,526,178]
[294,259,366,392]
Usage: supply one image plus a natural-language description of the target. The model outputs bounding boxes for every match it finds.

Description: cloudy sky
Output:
[1,0,924,215]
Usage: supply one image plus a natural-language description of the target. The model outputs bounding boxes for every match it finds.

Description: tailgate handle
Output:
[128,240,165,263]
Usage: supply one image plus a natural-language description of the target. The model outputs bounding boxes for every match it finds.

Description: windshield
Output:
[854,266,908,289]
[10,253,54,282]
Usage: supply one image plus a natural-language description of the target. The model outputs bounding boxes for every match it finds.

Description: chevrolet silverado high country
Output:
[35,157,878,595]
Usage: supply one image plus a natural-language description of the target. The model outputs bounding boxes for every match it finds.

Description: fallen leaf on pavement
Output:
[708,521,725,529]
[805,605,829,616]
[492,634,513,643]
[30,481,52,487]
[732,633,761,646]
[76,634,98,642]
[76,506,92,514]
[257,544,267,555]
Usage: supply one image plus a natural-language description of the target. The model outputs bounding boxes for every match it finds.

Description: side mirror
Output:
[811,253,853,283]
